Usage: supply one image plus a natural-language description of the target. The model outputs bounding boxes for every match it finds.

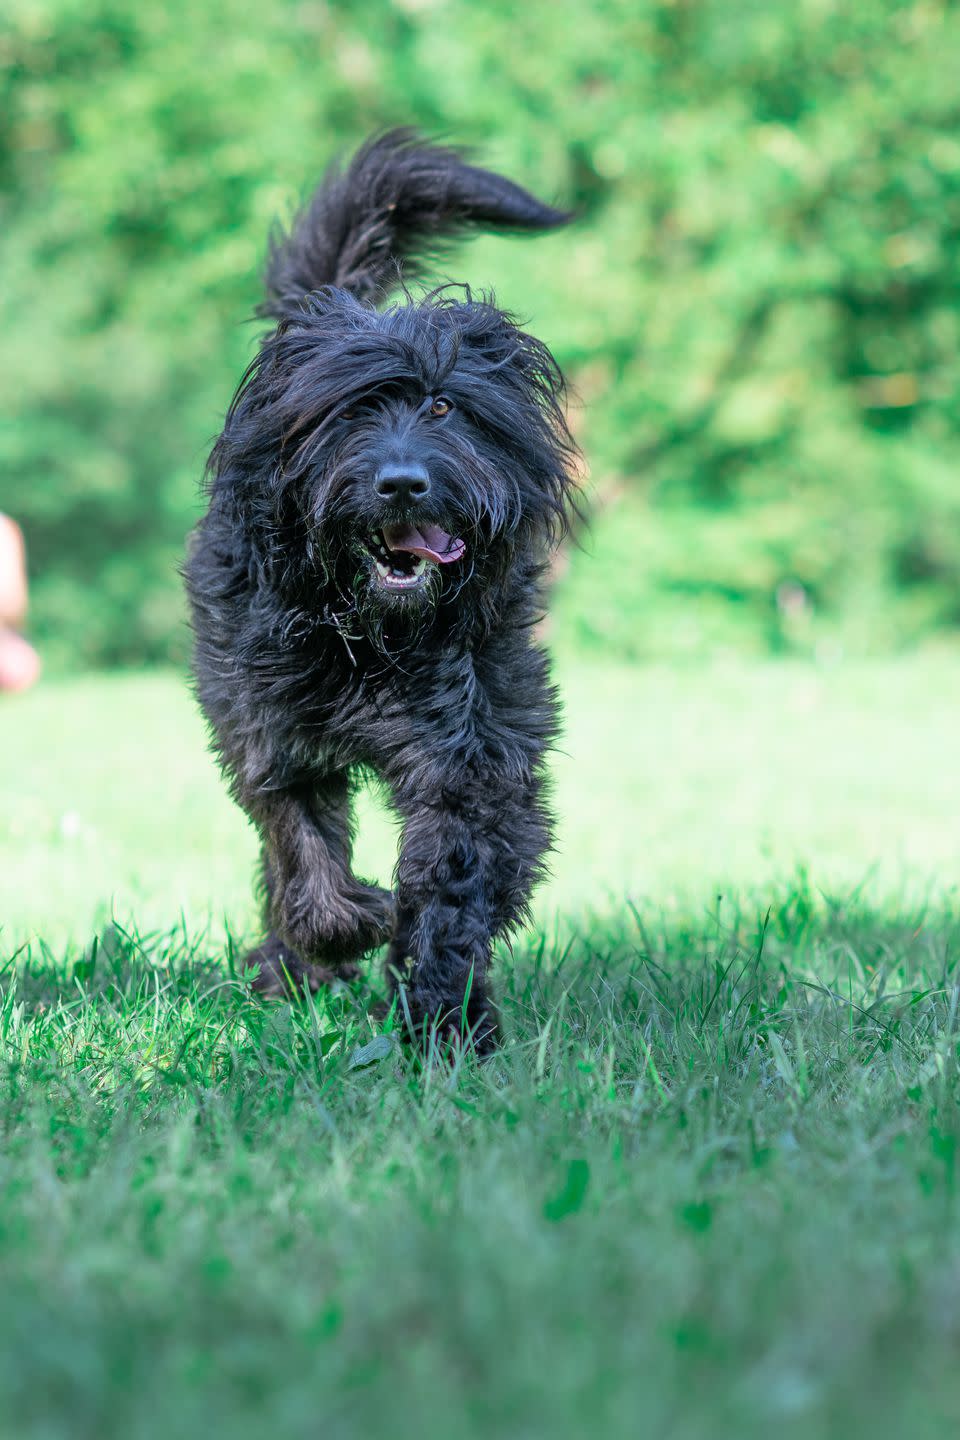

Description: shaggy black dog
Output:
[185,131,579,1050]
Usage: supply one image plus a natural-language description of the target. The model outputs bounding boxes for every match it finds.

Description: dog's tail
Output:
[259,129,571,320]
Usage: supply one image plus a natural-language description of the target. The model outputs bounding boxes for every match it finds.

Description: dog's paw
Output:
[346,882,396,944]
[245,936,360,998]
[278,883,396,966]
[395,982,500,1057]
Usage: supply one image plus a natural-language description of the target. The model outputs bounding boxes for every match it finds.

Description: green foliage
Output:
[2,0,960,665]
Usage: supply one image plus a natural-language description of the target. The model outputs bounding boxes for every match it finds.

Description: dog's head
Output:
[211,288,579,624]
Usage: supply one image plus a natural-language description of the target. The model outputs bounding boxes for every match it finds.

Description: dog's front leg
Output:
[389,774,551,1051]
[245,772,394,996]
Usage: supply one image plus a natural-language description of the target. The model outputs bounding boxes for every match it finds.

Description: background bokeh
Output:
[4,0,960,670]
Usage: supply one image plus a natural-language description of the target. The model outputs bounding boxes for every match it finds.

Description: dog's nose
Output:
[374,462,431,504]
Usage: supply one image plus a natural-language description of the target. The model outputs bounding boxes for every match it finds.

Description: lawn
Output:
[1,653,960,1439]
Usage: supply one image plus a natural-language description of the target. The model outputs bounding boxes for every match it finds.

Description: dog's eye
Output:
[340,407,356,421]
[429,396,452,417]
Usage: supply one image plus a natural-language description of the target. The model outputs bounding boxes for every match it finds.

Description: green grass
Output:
[3,653,960,947]
[2,655,960,1438]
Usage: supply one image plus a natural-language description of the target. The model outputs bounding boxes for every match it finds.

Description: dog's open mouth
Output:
[363,523,466,591]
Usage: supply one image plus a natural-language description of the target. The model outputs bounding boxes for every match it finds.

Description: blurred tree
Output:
[1,0,959,665]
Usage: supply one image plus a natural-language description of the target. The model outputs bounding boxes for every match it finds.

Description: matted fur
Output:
[185,131,579,1049]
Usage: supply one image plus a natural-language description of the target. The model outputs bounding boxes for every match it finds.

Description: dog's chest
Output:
[302,642,494,777]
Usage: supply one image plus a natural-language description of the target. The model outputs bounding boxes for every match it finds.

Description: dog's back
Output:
[260,128,571,318]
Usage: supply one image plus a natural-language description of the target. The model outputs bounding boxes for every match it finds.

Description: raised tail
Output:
[260,129,571,320]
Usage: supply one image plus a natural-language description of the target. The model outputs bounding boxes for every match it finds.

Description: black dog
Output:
[186,131,579,1049]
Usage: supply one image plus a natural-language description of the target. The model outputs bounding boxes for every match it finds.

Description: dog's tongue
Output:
[381,523,466,564]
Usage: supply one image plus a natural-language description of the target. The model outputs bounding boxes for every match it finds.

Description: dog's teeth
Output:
[371,549,429,589]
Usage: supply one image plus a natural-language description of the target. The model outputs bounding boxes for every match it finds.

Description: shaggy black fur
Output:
[185,131,579,1051]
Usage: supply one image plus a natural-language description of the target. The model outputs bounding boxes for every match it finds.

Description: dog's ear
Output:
[449,306,581,550]
[495,321,582,548]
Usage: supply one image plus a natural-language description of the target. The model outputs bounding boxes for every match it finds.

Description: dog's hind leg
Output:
[240,771,395,995]
[245,931,354,998]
